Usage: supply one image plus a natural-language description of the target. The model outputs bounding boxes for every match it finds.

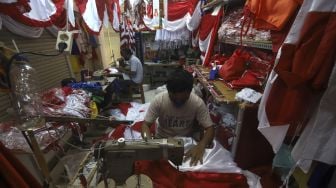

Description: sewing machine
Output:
[96,138,184,185]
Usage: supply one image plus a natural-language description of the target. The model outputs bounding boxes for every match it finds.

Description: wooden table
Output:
[192,65,238,104]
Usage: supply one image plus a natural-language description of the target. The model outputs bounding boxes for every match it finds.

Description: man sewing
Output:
[141,69,214,166]
[102,48,143,109]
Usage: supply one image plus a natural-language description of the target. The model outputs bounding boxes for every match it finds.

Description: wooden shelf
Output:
[192,65,238,104]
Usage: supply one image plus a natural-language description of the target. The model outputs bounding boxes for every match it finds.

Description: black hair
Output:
[121,48,132,56]
[166,69,193,93]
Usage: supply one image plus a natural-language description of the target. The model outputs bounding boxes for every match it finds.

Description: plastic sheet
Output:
[218,9,271,42]
[0,121,66,152]
[41,88,91,118]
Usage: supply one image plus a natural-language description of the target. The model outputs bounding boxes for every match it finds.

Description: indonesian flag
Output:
[0,0,65,27]
[143,0,200,31]
[258,0,336,153]
[197,6,224,66]
[75,0,121,33]
[120,16,136,52]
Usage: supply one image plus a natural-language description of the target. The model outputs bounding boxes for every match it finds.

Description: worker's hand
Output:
[117,66,125,73]
[183,143,206,166]
[141,123,152,142]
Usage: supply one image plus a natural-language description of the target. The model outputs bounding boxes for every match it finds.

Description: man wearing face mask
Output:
[141,69,214,166]
[101,48,143,109]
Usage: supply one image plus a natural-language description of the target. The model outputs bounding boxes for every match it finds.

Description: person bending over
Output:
[141,69,214,166]
[102,48,143,108]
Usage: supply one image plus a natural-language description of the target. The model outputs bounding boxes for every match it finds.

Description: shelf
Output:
[192,65,238,104]
[221,38,272,50]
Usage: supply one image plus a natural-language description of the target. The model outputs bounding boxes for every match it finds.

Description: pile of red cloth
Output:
[217,48,274,90]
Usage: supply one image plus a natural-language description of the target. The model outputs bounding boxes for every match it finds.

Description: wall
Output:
[98,25,121,69]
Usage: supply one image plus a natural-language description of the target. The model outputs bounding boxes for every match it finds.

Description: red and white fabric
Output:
[120,16,136,52]
[93,102,261,187]
[0,0,65,27]
[75,0,120,33]
[291,59,336,172]
[143,0,200,32]
[198,6,224,66]
[258,0,336,153]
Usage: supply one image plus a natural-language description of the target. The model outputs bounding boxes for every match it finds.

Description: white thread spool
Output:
[117,137,126,147]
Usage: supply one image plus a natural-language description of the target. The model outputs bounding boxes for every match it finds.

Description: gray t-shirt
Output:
[144,92,213,138]
[129,55,143,84]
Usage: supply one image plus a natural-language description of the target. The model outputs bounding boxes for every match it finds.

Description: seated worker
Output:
[101,48,143,109]
[141,69,214,166]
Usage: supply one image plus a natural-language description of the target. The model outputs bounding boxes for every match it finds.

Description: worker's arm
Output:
[117,66,136,76]
[184,125,214,166]
[141,121,153,141]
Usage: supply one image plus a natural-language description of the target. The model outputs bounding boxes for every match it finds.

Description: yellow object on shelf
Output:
[90,101,98,119]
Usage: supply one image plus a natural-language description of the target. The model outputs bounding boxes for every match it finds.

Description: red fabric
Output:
[270,8,298,53]
[146,2,153,18]
[245,0,301,30]
[95,0,105,22]
[219,49,250,81]
[228,70,262,89]
[75,0,101,35]
[0,142,42,188]
[93,0,121,32]
[75,0,88,14]
[134,160,249,188]
[167,0,198,21]
[117,102,132,116]
[0,0,65,27]
[266,12,336,128]
[106,0,121,32]
[210,54,230,65]
[199,7,224,66]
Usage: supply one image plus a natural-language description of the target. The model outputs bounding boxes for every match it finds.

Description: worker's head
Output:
[120,48,132,61]
[166,69,193,107]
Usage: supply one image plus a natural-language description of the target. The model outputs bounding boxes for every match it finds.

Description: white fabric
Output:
[154,28,190,47]
[257,0,336,154]
[143,1,201,32]
[82,0,101,32]
[178,138,241,173]
[199,29,213,64]
[103,5,109,28]
[112,1,120,31]
[258,69,289,153]
[23,0,57,21]
[107,102,261,188]
[65,0,75,27]
[291,59,336,172]
[143,16,156,30]
[186,1,202,31]
[162,14,191,31]
[1,14,44,38]
[192,31,199,47]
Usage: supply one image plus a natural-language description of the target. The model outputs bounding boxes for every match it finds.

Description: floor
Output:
[144,88,157,103]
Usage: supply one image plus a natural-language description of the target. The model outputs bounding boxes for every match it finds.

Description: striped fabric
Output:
[120,16,136,52]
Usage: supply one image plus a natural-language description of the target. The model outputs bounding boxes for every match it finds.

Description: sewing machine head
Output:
[95,138,184,185]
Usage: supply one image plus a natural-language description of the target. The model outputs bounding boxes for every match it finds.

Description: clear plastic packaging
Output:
[10,60,42,130]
